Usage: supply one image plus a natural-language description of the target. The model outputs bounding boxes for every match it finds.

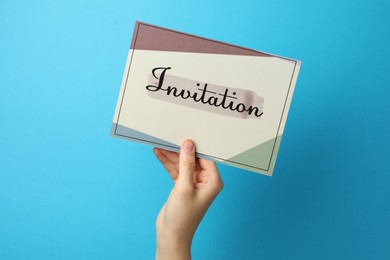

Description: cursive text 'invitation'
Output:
[146,67,264,119]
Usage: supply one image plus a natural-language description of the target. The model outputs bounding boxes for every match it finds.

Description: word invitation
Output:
[111,21,301,176]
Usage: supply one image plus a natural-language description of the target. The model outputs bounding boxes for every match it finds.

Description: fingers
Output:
[155,141,223,195]
[177,139,196,190]
[154,148,178,180]
[199,158,221,182]
[198,158,223,194]
[155,148,180,165]
[198,158,218,173]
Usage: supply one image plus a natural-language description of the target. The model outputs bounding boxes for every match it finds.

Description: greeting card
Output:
[111,21,301,176]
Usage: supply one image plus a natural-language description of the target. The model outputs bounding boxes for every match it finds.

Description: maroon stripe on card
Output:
[130,22,271,57]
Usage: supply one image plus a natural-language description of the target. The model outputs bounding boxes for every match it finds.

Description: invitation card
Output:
[111,21,301,176]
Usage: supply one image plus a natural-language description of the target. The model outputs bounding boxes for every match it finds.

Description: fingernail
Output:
[184,140,194,152]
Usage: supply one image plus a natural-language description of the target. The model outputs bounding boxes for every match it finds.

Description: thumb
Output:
[178,139,196,189]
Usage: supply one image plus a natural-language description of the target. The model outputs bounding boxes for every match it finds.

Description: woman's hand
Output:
[154,139,223,260]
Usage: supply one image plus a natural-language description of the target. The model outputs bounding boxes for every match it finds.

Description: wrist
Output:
[156,230,192,260]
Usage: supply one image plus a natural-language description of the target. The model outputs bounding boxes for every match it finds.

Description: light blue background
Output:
[1,0,389,259]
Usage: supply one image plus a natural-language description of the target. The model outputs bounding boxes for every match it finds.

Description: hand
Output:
[154,139,223,260]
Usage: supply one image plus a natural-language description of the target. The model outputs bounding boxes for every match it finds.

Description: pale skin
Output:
[154,139,223,260]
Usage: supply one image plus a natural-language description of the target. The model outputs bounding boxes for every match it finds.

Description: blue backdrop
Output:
[1,0,389,259]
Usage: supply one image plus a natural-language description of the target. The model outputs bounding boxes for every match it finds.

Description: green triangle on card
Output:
[224,136,282,175]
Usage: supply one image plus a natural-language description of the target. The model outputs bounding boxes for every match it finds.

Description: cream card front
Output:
[111,22,301,176]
